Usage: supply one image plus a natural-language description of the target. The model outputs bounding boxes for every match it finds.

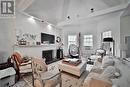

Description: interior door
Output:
[126,36,130,58]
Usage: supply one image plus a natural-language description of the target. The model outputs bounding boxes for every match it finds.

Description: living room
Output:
[0,0,130,87]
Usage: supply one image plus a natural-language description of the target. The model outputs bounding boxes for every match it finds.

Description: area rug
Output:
[12,74,32,87]
[20,71,88,87]
[12,80,29,87]
[22,74,33,87]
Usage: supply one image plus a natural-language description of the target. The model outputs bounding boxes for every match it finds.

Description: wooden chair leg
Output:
[60,81,62,87]
[16,70,20,81]
[59,72,62,87]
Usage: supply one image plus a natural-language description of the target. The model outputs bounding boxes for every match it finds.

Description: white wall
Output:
[0,19,15,63]
[62,12,122,57]
[62,21,98,57]
[97,12,121,57]
[120,16,130,57]
[14,12,62,58]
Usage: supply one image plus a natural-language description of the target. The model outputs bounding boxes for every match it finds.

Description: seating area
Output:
[0,51,122,87]
[0,0,130,87]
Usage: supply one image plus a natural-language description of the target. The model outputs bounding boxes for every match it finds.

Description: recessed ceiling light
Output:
[67,16,70,19]
[47,24,52,29]
[28,16,35,23]
[90,8,94,13]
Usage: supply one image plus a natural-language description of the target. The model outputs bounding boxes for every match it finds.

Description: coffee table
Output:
[58,60,87,77]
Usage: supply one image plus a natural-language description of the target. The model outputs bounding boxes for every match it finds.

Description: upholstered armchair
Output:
[11,52,32,79]
[31,58,62,87]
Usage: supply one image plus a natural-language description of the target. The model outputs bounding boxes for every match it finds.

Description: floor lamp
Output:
[103,37,115,56]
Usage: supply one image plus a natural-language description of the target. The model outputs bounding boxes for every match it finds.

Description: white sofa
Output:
[83,56,120,87]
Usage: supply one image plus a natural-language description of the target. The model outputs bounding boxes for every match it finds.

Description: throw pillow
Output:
[101,56,115,68]
[100,66,120,79]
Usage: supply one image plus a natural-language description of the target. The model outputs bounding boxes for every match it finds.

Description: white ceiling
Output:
[122,3,130,16]
[16,0,129,25]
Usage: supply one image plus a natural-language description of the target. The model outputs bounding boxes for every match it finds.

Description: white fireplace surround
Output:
[14,45,58,58]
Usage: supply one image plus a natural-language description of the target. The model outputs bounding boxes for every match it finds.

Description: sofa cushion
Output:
[102,56,115,68]
[100,66,120,79]
[91,58,103,74]
[83,77,112,87]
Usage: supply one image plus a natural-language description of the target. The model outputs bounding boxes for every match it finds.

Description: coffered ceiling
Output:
[16,0,129,25]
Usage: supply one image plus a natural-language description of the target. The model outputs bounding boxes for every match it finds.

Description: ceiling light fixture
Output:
[90,8,94,13]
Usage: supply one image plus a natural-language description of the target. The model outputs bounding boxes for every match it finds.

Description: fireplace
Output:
[42,49,63,64]
[42,50,53,64]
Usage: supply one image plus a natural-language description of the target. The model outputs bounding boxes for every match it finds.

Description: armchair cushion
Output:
[44,79,60,87]
[41,70,60,80]
[19,64,32,73]
[43,72,61,87]
[32,58,61,87]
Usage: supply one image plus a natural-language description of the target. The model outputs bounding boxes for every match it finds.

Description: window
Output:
[83,35,93,47]
[68,35,77,47]
[103,31,112,38]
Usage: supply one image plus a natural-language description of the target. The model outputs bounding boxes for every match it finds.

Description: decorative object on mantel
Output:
[16,32,39,46]
[23,33,37,41]
[18,38,27,45]
[36,42,41,45]
[56,36,61,43]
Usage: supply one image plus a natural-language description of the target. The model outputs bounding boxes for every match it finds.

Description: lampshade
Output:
[103,37,113,42]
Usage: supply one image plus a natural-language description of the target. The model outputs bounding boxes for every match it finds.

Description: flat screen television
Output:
[41,33,55,44]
